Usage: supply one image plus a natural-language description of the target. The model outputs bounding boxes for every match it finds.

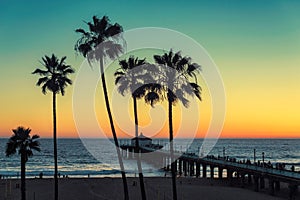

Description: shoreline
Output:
[0,177,290,200]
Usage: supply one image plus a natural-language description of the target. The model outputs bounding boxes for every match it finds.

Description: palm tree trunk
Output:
[20,153,26,200]
[168,97,177,200]
[99,58,129,200]
[133,96,147,200]
[53,92,58,200]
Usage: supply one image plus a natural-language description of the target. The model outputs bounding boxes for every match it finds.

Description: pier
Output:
[120,140,300,200]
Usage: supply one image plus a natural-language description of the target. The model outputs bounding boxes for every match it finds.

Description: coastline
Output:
[0,177,288,200]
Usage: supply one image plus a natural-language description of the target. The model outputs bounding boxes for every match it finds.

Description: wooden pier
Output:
[121,144,300,199]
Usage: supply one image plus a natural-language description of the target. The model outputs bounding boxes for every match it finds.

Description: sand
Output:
[0,177,290,200]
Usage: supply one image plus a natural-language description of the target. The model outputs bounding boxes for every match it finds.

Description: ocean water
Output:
[0,138,299,178]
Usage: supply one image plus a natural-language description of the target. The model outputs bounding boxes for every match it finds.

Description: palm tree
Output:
[153,50,202,200]
[6,126,40,200]
[75,15,129,200]
[115,56,150,200]
[32,54,74,200]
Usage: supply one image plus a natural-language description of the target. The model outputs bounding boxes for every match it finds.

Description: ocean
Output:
[0,138,299,178]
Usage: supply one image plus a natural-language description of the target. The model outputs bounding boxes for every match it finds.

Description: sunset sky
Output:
[0,0,299,138]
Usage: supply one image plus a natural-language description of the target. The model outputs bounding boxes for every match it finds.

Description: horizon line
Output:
[1,137,300,139]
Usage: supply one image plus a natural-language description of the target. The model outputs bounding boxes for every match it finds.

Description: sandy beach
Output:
[0,177,290,200]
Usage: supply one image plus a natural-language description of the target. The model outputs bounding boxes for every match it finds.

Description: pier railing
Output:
[122,144,300,183]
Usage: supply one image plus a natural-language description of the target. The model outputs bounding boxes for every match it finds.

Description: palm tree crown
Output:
[115,57,163,106]
[6,127,40,161]
[153,49,202,106]
[115,56,148,98]
[75,15,124,61]
[32,54,74,95]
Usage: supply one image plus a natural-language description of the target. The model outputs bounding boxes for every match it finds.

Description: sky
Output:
[0,0,300,138]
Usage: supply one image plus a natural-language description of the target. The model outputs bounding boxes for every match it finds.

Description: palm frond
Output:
[187,63,201,76]
[117,79,130,96]
[114,71,125,77]
[189,82,202,100]
[41,57,48,66]
[181,83,194,96]
[137,58,146,66]
[75,28,89,36]
[177,56,190,72]
[30,145,41,152]
[154,55,165,65]
[58,56,66,66]
[64,77,73,85]
[92,15,99,26]
[175,89,189,107]
[51,54,58,67]
[128,56,135,69]
[105,23,123,37]
[41,83,48,94]
[62,68,75,75]
[31,134,40,140]
[119,59,129,70]
[77,43,92,57]
[144,92,160,107]
[87,22,96,33]
[115,76,122,85]
[104,42,124,59]
[29,140,41,152]
[172,51,180,65]
[32,68,49,76]
[6,141,17,156]
[36,77,49,86]
[132,86,147,99]
[97,15,109,33]
[60,87,65,96]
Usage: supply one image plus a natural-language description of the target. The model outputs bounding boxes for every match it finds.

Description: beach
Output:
[0,177,289,200]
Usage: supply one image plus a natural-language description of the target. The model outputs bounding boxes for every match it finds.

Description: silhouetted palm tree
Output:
[115,56,150,200]
[153,50,202,200]
[32,54,74,200]
[6,126,40,200]
[75,15,129,200]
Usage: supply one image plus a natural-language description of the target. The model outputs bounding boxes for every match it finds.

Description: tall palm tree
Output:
[6,126,40,200]
[115,56,150,200]
[75,15,129,200]
[153,50,202,200]
[32,54,74,200]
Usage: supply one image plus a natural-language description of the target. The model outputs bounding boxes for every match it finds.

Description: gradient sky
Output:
[0,0,300,138]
